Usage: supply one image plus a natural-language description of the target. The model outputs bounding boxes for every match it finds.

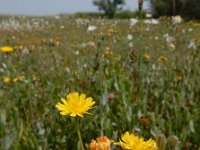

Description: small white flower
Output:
[188,28,193,32]
[182,29,185,33]
[188,40,196,49]
[163,33,175,43]
[128,42,133,48]
[146,13,152,18]
[144,19,159,24]
[129,18,138,26]
[55,16,60,20]
[127,34,133,40]
[145,27,150,31]
[80,43,86,48]
[84,63,87,68]
[168,43,175,50]
[155,36,159,40]
[87,25,97,31]
[172,15,182,24]
[75,51,79,55]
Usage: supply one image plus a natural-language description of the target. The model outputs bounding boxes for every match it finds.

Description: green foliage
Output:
[183,0,200,20]
[114,10,146,19]
[150,0,171,17]
[93,0,125,18]
[150,0,200,19]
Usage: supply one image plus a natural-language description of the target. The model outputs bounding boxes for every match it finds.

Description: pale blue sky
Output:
[0,0,149,16]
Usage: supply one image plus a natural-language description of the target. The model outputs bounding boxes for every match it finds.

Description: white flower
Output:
[168,43,175,50]
[128,42,133,48]
[87,25,97,31]
[144,19,159,24]
[75,51,79,55]
[129,18,138,26]
[55,16,60,20]
[146,13,152,18]
[127,34,133,40]
[188,40,196,49]
[172,16,182,24]
[155,36,159,40]
[163,33,175,43]
[188,28,193,32]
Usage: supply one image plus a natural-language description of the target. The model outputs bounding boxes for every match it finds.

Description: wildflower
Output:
[107,28,115,35]
[188,40,196,49]
[104,50,113,57]
[157,56,168,63]
[172,16,182,24]
[129,18,138,26]
[90,136,111,150]
[55,92,95,117]
[32,74,38,81]
[146,13,152,18]
[127,34,133,41]
[0,46,14,53]
[144,19,159,25]
[128,42,134,48]
[144,54,150,62]
[168,43,175,49]
[13,75,25,82]
[87,25,97,32]
[3,77,11,83]
[115,132,158,150]
[75,51,80,55]
[107,93,115,101]
[177,75,183,81]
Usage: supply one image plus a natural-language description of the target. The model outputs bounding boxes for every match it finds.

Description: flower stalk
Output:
[76,119,84,150]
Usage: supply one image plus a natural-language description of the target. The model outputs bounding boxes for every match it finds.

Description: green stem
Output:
[76,119,84,150]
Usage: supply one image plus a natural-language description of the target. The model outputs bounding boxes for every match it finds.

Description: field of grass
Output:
[0,15,200,149]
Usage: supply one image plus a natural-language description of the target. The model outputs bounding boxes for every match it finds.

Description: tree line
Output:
[93,0,200,19]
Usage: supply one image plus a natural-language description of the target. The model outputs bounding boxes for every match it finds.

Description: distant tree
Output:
[150,0,200,19]
[138,0,144,12]
[93,0,125,18]
[183,0,200,19]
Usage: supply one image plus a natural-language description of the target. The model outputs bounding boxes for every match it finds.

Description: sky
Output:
[0,0,149,16]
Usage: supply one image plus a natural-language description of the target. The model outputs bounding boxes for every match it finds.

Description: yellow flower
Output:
[177,74,183,81]
[115,132,158,150]
[90,136,111,150]
[13,75,25,82]
[144,54,150,61]
[0,46,14,52]
[55,92,95,117]
[107,28,116,35]
[157,56,168,63]
[104,50,113,57]
[3,77,11,83]
[108,28,114,33]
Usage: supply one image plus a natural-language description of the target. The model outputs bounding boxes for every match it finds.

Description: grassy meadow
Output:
[0,15,200,149]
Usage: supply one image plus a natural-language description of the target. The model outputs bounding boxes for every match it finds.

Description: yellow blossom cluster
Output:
[157,56,168,63]
[144,54,150,62]
[0,46,14,53]
[115,132,158,150]
[3,75,25,83]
